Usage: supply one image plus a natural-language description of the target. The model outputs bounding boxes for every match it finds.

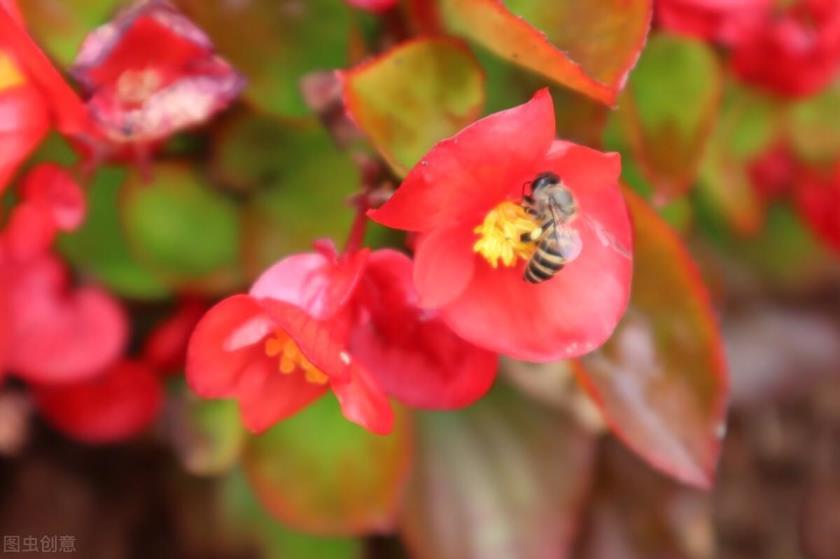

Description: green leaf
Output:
[242,395,412,535]
[574,188,728,489]
[175,0,353,118]
[170,395,244,476]
[230,117,359,277]
[19,0,123,66]
[698,83,782,234]
[440,0,652,105]
[401,384,596,559]
[221,470,364,559]
[58,166,170,300]
[789,81,840,165]
[121,163,241,287]
[619,33,722,202]
[343,37,485,176]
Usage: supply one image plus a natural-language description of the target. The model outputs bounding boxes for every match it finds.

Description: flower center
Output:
[264,331,329,385]
[472,200,541,268]
[116,68,163,105]
[0,54,24,90]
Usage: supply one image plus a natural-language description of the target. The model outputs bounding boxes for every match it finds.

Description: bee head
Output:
[531,172,560,192]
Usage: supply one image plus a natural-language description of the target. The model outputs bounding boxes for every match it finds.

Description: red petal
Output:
[413,224,476,308]
[352,249,498,409]
[186,294,274,397]
[2,201,56,260]
[249,248,369,320]
[369,89,555,232]
[20,164,86,231]
[234,358,327,433]
[141,298,206,373]
[34,360,162,444]
[7,255,127,383]
[0,84,49,192]
[440,143,633,361]
[331,362,394,435]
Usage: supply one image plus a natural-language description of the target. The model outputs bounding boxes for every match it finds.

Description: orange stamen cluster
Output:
[264,331,329,385]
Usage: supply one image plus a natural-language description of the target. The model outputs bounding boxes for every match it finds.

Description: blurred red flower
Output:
[730,0,840,98]
[142,298,206,374]
[345,0,398,12]
[70,0,244,144]
[657,0,770,44]
[793,161,840,253]
[369,89,633,362]
[187,241,496,434]
[34,359,162,444]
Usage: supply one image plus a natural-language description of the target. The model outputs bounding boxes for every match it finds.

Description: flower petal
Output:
[234,357,328,433]
[413,224,476,308]
[186,294,273,398]
[33,360,162,444]
[249,248,369,320]
[440,145,632,361]
[353,249,498,409]
[330,361,394,435]
[0,83,49,192]
[20,163,86,231]
[369,89,556,232]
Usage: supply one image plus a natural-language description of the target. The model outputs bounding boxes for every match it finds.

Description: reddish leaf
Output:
[438,0,652,105]
[242,394,412,535]
[401,384,596,559]
[574,188,729,489]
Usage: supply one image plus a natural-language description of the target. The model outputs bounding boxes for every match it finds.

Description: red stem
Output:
[343,196,369,255]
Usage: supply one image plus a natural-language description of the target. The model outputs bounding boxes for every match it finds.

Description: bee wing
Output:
[547,202,583,262]
[581,214,632,260]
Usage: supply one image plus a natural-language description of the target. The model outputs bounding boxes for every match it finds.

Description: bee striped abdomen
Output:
[524,229,567,284]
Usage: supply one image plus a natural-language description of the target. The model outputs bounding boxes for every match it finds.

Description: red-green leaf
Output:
[619,33,722,202]
[242,394,412,535]
[343,37,485,176]
[574,188,729,489]
[169,395,244,477]
[401,384,596,559]
[789,80,840,165]
[439,0,652,105]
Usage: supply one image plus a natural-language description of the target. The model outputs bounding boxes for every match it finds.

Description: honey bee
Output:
[520,171,582,284]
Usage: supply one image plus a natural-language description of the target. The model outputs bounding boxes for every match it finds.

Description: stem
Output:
[343,196,369,255]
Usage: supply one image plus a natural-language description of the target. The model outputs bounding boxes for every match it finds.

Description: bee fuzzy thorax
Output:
[472,201,539,268]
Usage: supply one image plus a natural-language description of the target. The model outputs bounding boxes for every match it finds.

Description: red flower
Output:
[656,0,770,43]
[70,0,244,144]
[142,298,206,374]
[345,0,398,12]
[730,0,840,98]
[748,143,797,202]
[793,161,840,253]
[0,253,127,384]
[34,360,163,444]
[369,90,633,362]
[187,241,496,434]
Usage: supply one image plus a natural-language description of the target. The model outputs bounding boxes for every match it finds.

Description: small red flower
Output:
[0,253,127,384]
[34,359,163,444]
[345,0,398,12]
[656,0,770,43]
[142,298,206,374]
[369,90,633,362]
[187,241,496,434]
[793,161,840,253]
[730,0,840,98]
[748,143,797,202]
[70,0,244,144]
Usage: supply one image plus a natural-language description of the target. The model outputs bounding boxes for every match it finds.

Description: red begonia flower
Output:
[748,143,797,202]
[793,161,840,253]
[0,49,49,192]
[34,360,162,444]
[70,0,244,144]
[369,89,633,362]
[345,0,398,12]
[0,253,127,384]
[730,0,840,98]
[187,242,497,433]
[656,0,770,43]
[141,298,206,373]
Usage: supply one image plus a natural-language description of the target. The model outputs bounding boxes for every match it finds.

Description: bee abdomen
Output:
[524,245,565,283]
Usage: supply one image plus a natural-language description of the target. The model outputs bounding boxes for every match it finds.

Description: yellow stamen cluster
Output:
[0,54,25,90]
[264,332,329,385]
[473,201,540,268]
